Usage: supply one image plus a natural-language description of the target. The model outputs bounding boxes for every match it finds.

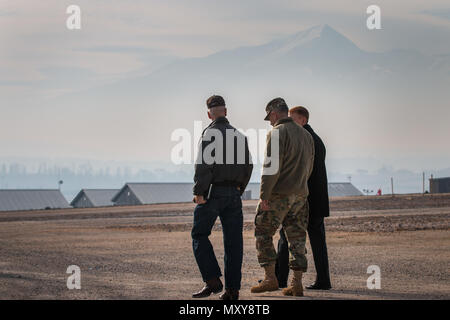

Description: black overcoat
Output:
[304,124,330,217]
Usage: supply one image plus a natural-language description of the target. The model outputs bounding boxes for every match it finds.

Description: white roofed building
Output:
[70,189,119,208]
[0,189,70,212]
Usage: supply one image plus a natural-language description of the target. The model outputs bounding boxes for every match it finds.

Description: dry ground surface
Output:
[0,193,449,300]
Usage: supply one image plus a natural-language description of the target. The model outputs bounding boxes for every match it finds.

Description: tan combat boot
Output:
[251,264,279,293]
[282,270,304,296]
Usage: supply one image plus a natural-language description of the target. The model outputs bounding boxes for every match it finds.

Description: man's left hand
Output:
[259,199,270,211]
[193,195,207,204]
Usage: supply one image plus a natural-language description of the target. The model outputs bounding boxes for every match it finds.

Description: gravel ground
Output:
[0,205,449,300]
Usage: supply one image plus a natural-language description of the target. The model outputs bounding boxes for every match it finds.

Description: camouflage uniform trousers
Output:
[254,194,309,272]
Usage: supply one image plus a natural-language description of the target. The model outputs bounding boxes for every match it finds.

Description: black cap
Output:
[206,95,226,109]
[264,97,288,120]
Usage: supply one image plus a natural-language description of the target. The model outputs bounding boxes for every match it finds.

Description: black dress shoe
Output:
[306,282,331,290]
[192,278,223,298]
[219,288,239,300]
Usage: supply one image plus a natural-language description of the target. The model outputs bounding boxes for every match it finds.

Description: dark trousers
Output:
[276,214,331,286]
[191,186,243,290]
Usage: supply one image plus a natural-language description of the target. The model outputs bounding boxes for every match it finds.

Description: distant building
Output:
[244,183,261,200]
[241,190,252,200]
[112,183,194,205]
[111,182,263,205]
[246,182,363,199]
[70,189,119,208]
[0,189,70,212]
[328,182,363,197]
[429,177,450,194]
[110,182,363,205]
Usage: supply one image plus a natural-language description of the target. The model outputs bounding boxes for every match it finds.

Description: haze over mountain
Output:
[3,25,450,184]
[67,24,449,101]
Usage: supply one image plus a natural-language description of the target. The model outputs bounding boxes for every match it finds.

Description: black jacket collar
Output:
[210,116,229,126]
[304,123,315,133]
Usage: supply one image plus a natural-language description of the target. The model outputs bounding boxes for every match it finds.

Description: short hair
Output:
[206,95,226,108]
[289,106,309,122]
[209,105,226,117]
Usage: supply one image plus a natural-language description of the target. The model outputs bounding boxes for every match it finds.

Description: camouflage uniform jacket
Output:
[260,117,315,200]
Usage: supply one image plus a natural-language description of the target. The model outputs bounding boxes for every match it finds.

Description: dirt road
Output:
[0,195,449,300]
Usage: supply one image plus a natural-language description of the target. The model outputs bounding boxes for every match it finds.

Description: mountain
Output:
[142,24,368,84]
[55,24,448,103]
[27,24,450,164]
[206,24,365,69]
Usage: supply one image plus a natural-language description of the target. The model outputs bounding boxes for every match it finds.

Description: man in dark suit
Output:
[275,106,332,290]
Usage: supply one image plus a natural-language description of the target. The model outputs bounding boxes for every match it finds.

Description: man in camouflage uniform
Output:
[251,98,314,296]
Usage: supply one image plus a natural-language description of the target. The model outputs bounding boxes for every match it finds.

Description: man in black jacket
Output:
[191,95,253,300]
[275,106,332,290]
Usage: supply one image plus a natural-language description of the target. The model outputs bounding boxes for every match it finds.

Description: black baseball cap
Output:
[206,95,226,109]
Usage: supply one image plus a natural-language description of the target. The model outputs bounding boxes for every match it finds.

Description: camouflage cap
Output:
[264,97,289,121]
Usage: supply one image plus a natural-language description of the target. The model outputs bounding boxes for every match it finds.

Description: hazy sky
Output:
[1,0,450,174]
[2,1,450,86]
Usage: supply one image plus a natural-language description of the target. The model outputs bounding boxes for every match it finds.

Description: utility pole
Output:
[430,174,434,194]
[391,177,394,197]
[422,172,425,195]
